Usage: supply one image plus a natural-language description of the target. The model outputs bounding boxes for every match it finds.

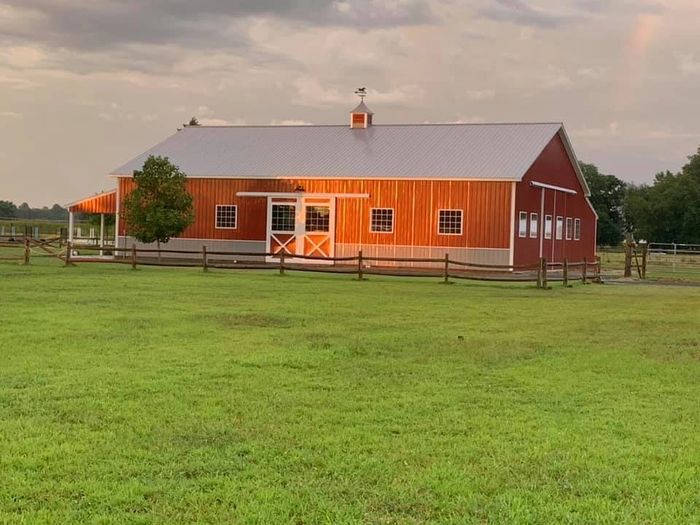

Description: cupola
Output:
[350,88,373,129]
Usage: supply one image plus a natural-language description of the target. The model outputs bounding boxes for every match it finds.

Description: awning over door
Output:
[67,190,117,214]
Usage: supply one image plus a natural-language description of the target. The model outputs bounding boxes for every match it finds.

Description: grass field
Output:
[1,259,699,524]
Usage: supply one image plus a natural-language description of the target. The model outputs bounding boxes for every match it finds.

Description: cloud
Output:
[479,0,576,28]
[465,89,496,101]
[270,119,313,125]
[0,111,23,119]
[678,53,700,75]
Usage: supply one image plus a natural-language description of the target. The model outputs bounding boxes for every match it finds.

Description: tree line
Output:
[582,145,700,246]
[0,201,69,221]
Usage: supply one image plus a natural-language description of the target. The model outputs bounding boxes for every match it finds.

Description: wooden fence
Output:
[48,242,601,288]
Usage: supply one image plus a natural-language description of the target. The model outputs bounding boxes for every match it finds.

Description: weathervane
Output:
[354,87,367,101]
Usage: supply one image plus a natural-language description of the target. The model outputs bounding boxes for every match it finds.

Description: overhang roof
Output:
[110,122,588,194]
[66,189,116,214]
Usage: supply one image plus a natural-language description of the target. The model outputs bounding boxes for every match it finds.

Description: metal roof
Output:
[350,100,374,114]
[111,122,564,183]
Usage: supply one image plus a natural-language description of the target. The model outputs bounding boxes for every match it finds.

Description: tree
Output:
[0,200,17,218]
[580,162,626,246]
[122,156,194,259]
[187,117,200,126]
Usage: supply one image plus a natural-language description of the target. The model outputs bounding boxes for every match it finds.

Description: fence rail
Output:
[48,242,600,288]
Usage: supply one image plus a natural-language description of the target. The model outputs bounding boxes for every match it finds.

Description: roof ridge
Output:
[187,122,563,129]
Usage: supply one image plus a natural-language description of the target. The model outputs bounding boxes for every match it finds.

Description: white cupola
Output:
[350,88,373,129]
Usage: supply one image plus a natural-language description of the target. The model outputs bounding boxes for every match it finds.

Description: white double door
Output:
[265,197,335,263]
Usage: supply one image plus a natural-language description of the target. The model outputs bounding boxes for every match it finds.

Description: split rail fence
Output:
[46,242,601,288]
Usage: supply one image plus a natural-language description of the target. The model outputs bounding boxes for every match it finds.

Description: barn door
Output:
[266,197,335,263]
[267,199,298,260]
[302,199,334,260]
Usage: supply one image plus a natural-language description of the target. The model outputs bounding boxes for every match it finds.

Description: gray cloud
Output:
[479,0,576,28]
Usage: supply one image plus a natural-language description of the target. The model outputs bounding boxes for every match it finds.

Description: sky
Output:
[1,0,699,206]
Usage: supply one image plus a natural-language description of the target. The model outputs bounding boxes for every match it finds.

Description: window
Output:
[305,206,330,232]
[529,213,539,238]
[556,216,564,240]
[574,218,581,241]
[566,217,573,240]
[438,210,463,235]
[370,208,394,233]
[215,205,237,229]
[271,204,296,232]
[544,215,553,240]
[518,211,527,238]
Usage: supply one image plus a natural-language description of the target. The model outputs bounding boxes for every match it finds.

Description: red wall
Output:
[118,177,512,249]
[513,133,597,265]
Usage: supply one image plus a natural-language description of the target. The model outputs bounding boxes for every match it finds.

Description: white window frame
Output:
[518,211,527,238]
[544,215,553,240]
[370,208,394,234]
[574,218,581,241]
[215,204,237,230]
[529,212,539,239]
[566,217,573,240]
[437,209,463,236]
[556,216,564,240]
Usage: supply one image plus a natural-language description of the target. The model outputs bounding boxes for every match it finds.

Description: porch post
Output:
[99,213,105,256]
[68,211,74,244]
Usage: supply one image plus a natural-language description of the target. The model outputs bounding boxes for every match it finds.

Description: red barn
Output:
[70,102,597,267]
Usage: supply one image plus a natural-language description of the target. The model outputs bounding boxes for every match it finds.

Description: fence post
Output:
[563,258,568,287]
[623,242,632,278]
[582,257,588,284]
[279,250,285,276]
[131,244,137,270]
[641,243,647,280]
[65,242,72,267]
[595,256,602,283]
[542,258,548,289]
[202,245,208,272]
[357,250,364,280]
[23,238,30,265]
[536,257,542,288]
[672,243,677,273]
[443,253,450,284]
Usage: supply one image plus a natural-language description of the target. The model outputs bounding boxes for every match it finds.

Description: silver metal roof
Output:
[350,100,374,114]
[111,122,564,182]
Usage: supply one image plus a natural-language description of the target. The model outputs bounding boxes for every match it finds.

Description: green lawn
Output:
[1,260,699,524]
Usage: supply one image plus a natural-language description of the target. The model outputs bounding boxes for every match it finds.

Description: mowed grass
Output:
[1,260,699,524]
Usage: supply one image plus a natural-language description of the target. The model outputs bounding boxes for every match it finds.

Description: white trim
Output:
[529,212,539,239]
[538,187,545,258]
[214,204,238,230]
[518,211,527,238]
[115,174,521,183]
[565,217,573,241]
[574,217,581,241]
[530,181,577,195]
[557,126,591,196]
[370,208,395,234]
[508,182,515,267]
[237,191,369,199]
[437,209,463,236]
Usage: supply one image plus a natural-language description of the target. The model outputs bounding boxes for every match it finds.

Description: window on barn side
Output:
[544,215,553,240]
[518,211,527,238]
[574,218,581,241]
[530,213,539,238]
[438,210,463,235]
[215,205,237,229]
[370,208,394,233]
[566,217,573,240]
[556,216,564,240]
[271,204,296,232]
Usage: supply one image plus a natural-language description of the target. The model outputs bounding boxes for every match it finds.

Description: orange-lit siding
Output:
[118,178,511,249]
[69,190,116,214]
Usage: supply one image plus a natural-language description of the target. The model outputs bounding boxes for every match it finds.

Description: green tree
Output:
[580,162,626,246]
[122,156,194,259]
[0,200,17,218]
[187,117,200,126]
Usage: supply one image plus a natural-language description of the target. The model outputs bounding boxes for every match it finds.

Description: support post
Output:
[563,258,568,287]
[65,242,72,267]
[536,258,543,288]
[131,244,137,270]
[23,238,30,265]
[582,257,588,284]
[641,242,648,280]
[595,256,602,283]
[68,211,74,244]
[99,213,105,256]
[357,250,364,280]
[541,257,548,289]
[443,253,450,284]
[279,250,285,276]
[202,245,208,272]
